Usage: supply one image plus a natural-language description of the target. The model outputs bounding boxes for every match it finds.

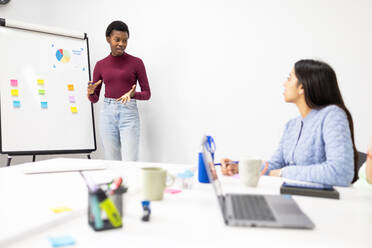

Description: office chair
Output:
[357,151,367,171]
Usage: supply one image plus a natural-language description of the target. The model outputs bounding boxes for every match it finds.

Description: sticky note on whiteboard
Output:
[38,89,46,95]
[13,100,21,108]
[41,102,48,109]
[11,89,19,96]
[69,96,76,103]
[71,107,77,113]
[67,84,74,91]
[37,79,45,85]
[10,79,18,87]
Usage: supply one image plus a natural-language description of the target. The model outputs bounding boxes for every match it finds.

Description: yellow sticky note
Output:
[67,84,74,91]
[51,207,72,213]
[11,89,19,96]
[71,107,77,113]
[37,79,44,85]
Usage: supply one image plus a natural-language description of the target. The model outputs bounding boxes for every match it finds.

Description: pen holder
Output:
[88,186,127,231]
[198,152,210,183]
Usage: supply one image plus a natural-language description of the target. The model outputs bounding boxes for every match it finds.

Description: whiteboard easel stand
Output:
[6,153,92,166]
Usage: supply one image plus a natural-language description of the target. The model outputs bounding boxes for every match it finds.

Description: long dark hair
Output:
[294,59,358,182]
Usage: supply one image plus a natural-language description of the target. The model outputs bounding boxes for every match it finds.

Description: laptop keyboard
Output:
[231,194,276,221]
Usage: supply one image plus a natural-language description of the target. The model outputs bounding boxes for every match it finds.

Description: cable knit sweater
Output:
[265,105,354,186]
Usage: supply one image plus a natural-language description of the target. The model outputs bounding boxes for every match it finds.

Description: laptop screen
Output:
[201,142,224,197]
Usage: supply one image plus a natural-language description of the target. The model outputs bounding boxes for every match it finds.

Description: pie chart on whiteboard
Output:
[56,49,71,63]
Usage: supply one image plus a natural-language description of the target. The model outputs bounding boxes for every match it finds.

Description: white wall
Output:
[1,0,371,167]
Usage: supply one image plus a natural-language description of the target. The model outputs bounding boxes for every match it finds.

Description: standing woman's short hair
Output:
[294,59,358,182]
[105,21,129,37]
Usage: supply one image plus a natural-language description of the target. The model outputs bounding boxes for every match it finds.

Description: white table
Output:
[1,158,371,248]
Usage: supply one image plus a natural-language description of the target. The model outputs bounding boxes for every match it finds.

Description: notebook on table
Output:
[280,181,340,199]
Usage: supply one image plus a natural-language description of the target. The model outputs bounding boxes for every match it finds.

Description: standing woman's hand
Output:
[116,85,136,104]
[87,80,102,95]
[366,137,372,184]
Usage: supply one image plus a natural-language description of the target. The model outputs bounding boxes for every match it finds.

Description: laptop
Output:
[201,144,315,229]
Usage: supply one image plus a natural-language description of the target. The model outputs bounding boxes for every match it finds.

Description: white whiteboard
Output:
[0,23,96,154]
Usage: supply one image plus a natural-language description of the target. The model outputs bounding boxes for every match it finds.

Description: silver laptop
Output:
[201,144,315,229]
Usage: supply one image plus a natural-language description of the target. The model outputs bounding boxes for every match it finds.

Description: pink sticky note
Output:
[165,188,182,194]
[69,96,76,103]
[10,79,18,87]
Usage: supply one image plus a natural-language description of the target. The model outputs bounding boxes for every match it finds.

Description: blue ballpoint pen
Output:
[214,161,239,166]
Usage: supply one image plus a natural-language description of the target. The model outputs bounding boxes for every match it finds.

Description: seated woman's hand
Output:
[220,158,239,176]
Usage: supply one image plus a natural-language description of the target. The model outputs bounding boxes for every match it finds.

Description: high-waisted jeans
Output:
[100,98,140,161]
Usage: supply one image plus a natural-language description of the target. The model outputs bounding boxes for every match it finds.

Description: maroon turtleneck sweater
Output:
[88,52,151,103]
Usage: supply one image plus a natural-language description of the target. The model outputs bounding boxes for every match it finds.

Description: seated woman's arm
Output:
[281,109,354,186]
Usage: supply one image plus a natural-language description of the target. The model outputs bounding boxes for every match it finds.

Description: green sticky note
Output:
[38,89,45,95]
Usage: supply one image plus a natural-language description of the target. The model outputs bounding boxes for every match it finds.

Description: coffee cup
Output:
[141,167,175,201]
[239,157,262,187]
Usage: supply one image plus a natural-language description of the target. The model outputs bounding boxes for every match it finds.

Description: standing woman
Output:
[87,21,151,161]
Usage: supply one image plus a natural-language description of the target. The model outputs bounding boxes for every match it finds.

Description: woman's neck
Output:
[296,99,312,118]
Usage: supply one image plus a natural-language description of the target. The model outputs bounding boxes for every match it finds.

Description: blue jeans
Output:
[100,98,140,161]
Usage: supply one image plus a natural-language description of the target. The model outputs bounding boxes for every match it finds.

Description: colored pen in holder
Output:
[88,185,127,231]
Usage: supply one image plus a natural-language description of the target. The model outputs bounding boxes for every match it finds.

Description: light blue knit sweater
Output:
[266,105,354,186]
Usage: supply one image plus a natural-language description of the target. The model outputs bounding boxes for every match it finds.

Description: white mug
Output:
[239,157,262,187]
[141,167,175,201]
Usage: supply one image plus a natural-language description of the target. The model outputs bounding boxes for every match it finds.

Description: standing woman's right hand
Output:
[87,80,102,95]
[366,137,372,184]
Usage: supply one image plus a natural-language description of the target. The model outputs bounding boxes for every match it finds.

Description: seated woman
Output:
[354,137,372,190]
[221,59,357,186]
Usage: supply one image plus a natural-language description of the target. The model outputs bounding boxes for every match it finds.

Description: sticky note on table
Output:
[51,207,72,213]
[10,79,18,87]
[13,100,21,108]
[67,84,74,91]
[41,102,48,109]
[11,89,19,96]
[38,89,46,95]
[48,236,76,247]
[70,107,77,113]
[37,79,44,85]
[69,96,76,103]
[165,188,182,194]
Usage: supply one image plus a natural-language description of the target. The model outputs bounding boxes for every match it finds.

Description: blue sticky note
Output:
[48,236,76,247]
[41,102,48,109]
[13,100,21,108]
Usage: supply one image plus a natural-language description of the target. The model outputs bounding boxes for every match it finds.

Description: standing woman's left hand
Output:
[116,85,136,104]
